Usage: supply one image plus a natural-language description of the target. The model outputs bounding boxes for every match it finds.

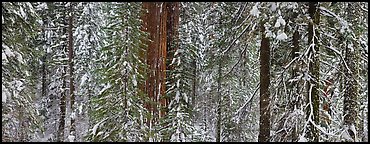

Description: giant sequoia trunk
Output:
[258,21,271,142]
[141,2,179,126]
[306,2,320,142]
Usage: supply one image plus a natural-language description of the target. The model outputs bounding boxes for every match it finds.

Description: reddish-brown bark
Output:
[141,2,179,125]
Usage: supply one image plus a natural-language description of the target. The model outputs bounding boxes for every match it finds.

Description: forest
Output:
[1,2,368,142]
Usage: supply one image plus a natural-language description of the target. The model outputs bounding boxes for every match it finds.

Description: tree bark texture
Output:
[343,3,359,141]
[141,2,179,125]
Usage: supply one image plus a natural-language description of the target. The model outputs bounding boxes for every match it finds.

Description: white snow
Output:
[276,32,288,41]
[2,52,8,63]
[15,80,24,91]
[298,135,307,142]
[250,4,260,17]
[38,3,48,10]
[15,52,24,64]
[19,6,27,20]
[3,44,15,57]
[274,16,286,28]
[92,119,107,135]
[270,3,277,12]
[78,104,83,115]
[98,84,111,95]
[341,128,354,142]
[70,112,76,119]
[175,91,180,103]
[350,124,357,141]
[2,84,9,103]
[132,75,137,87]
[68,135,75,142]
[80,73,88,87]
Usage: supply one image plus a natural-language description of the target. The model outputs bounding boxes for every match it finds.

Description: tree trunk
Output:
[306,2,320,142]
[141,2,179,126]
[68,3,76,140]
[291,29,300,142]
[343,3,359,142]
[216,58,222,142]
[191,59,197,114]
[165,2,180,116]
[58,9,68,142]
[258,21,271,142]
[159,2,168,119]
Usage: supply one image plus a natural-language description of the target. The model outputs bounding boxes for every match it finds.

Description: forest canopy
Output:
[1,2,368,142]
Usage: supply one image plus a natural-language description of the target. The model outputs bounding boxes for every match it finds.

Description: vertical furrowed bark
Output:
[159,2,167,118]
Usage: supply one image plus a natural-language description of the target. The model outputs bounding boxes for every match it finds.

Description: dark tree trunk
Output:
[216,58,222,142]
[58,8,68,141]
[68,3,76,139]
[258,21,271,142]
[343,4,359,142]
[306,2,320,142]
[291,29,300,142]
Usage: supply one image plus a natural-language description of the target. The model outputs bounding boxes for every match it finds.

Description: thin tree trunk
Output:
[68,3,76,140]
[291,29,300,142]
[58,10,68,142]
[191,59,197,113]
[258,20,271,142]
[306,2,320,142]
[216,58,222,142]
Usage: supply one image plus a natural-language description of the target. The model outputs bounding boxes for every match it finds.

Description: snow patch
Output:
[80,73,88,87]
[98,84,111,95]
[92,119,106,135]
[250,4,260,17]
[3,44,15,57]
[270,3,277,12]
[175,91,180,103]
[2,84,9,103]
[298,135,307,142]
[68,135,75,142]
[15,52,24,64]
[274,16,286,28]
[276,32,287,41]
[2,52,8,63]
[78,104,83,115]
[132,75,137,87]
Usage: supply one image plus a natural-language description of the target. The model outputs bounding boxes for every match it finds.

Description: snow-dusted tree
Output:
[72,2,104,142]
[86,2,148,142]
[158,2,196,142]
[2,2,43,142]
